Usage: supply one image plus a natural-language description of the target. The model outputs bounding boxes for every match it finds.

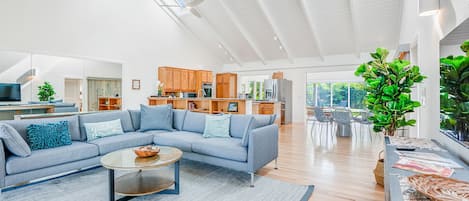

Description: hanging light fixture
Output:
[419,0,440,16]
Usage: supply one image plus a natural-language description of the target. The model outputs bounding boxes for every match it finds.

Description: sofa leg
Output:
[249,173,255,187]
[274,158,278,170]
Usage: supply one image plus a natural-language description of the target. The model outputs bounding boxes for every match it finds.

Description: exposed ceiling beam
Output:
[395,0,404,50]
[195,8,243,66]
[298,0,325,61]
[256,0,294,63]
[219,0,267,65]
[348,0,361,58]
[153,0,226,63]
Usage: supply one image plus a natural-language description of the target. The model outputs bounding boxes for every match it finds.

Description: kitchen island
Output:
[148,97,283,126]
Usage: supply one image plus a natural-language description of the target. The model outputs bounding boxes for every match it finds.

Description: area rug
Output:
[1,160,314,201]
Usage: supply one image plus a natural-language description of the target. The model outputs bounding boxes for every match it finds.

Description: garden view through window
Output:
[306,81,366,109]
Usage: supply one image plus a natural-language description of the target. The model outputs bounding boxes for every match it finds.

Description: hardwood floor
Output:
[257,123,385,201]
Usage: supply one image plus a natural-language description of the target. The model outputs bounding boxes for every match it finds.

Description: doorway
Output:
[64,78,83,111]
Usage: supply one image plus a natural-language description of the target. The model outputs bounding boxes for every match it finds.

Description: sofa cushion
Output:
[84,119,124,141]
[140,104,173,132]
[1,115,81,141]
[79,111,134,141]
[203,114,231,138]
[153,131,204,152]
[27,121,72,150]
[143,130,169,136]
[173,109,187,131]
[192,138,247,162]
[129,109,186,131]
[182,111,206,134]
[5,141,98,175]
[252,115,275,129]
[230,115,254,139]
[0,123,31,157]
[88,132,153,155]
[128,110,141,130]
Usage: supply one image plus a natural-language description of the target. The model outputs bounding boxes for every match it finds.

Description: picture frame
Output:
[227,102,238,112]
[132,79,140,90]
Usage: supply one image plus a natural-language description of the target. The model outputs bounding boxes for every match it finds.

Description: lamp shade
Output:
[419,0,440,16]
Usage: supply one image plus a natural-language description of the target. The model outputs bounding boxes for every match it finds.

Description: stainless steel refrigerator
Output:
[264,79,292,124]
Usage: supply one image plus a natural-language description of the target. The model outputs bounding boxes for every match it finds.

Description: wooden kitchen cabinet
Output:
[158,67,173,92]
[158,67,212,95]
[188,70,196,92]
[216,73,237,98]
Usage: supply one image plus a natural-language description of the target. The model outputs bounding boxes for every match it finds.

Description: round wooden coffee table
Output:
[100,146,183,201]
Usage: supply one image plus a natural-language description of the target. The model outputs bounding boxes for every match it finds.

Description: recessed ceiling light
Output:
[218,44,223,48]
[279,46,283,50]
[273,36,278,41]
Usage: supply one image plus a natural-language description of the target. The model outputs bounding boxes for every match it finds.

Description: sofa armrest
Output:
[247,124,279,173]
[0,140,6,188]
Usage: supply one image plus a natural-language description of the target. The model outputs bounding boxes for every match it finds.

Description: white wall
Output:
[0,0,221,109]
[441,44,465,57]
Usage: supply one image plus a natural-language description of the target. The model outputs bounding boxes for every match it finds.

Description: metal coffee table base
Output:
[108,161,180,201]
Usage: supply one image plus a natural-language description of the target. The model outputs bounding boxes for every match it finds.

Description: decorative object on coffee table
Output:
[101,146,183,201]
[408,174,469,201]
[134,145,160,158]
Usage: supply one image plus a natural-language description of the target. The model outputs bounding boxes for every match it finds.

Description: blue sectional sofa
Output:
[0,109,278,190]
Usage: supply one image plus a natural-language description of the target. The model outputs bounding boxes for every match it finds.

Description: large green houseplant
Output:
[355,48,426,136]
[37,81,56,101]
[440,40,469,140]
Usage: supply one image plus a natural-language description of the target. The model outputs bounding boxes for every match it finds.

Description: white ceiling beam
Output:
[153,0,226,63]
[395,0,404,49]
[298,0,325,61]
[256,0,294,63]
[348,0,362,58]
[195,8,243,66]
[219,0,267,65]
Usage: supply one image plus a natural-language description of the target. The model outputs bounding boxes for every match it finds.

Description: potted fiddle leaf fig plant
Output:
[355,48,426,136]
[440,40,469,141]
[37,81,56,101]
[355,48,426,186]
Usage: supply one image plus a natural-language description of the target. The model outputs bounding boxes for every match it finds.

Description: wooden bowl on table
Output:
[134,145,160,158]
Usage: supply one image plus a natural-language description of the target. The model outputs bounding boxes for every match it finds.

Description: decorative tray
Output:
[408,174,469,201]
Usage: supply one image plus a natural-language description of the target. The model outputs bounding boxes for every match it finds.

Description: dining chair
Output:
[332,108,354,137]
[310,107,333,142]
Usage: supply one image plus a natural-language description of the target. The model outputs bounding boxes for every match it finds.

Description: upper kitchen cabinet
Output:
[216,73,237,98]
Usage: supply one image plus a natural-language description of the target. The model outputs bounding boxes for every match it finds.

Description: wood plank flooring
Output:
[257,123,385,201]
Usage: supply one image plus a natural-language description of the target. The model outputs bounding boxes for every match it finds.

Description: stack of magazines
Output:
[393,151,462,177]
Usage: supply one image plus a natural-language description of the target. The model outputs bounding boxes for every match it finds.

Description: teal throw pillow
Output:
[203,114,231,138]
[26,121,72,151]
[139,104,173,132]
[84,119,124,141]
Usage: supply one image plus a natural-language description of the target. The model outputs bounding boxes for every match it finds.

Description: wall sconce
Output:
[419,0,440,16]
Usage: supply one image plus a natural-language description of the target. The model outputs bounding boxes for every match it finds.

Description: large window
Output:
[306,81,366,109]
[240,75,269,100]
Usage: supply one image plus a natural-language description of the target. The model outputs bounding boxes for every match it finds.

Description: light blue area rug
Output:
[1,160,314,201]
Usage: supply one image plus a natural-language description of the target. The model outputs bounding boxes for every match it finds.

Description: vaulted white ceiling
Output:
[156,0,403,66]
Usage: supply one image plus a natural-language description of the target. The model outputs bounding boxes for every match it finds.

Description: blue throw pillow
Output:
[140,104,173,132]
[203,114,231,138]
[26,121,72,150]
[84,119,124,141]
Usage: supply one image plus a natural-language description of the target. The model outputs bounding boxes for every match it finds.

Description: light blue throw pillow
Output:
[139,104,173,132]
[203,114,231,138]
[84,119,124,141]
[0,123,32,157]
[27,121,72,150]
